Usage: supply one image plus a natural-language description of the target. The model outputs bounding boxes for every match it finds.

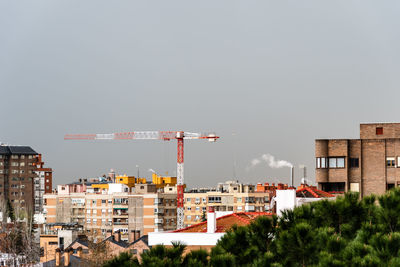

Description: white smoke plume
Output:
[250,154,293,169]
[148,168,156,173]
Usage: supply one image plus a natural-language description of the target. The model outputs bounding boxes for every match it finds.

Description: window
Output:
[186,198,191,202]
[130,249,138,254]
[187,215,192,221]
[187,207,191,211]
[208,196,221,203]
[388,183,395,190]
[237,206,243,211]
[102,199,106,204]
[202,197,206,203]
[376,127,383,135]
[350,158,359,168]
[337,158,345,168]
[87,210,91,214]
[317,157,345,168]
[11,155,18,159]
[93,219,97,223]
[86,219,91,223]
[195,207,200,211]
[329,158,337,168]
[387,157,396,167]
[237,197,242,203]
[321,182,345,192]
[20,162,25,167]
[202,207,206,211]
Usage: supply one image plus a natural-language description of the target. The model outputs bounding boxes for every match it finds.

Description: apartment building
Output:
[316,123,400,196]
[43,183,177,241]
[183,181,273,227]
[34,154,53,214]
[0,145,38,212]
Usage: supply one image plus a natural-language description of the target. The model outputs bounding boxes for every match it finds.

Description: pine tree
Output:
[6,199,15,222]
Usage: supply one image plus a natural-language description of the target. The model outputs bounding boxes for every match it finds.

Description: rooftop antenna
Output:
[232,132,238,181]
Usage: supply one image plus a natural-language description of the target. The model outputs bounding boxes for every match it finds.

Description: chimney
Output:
[207,206,216,233]
[64,248,71,266]
[113,230,121,242]
[129,230,135,243]
[135,230,141,241]
[55,248,61,266]
[106,230,112,238]
[77,247,82,258]
[290,166,294,187]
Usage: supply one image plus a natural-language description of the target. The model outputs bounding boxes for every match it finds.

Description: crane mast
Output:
[65,130,219,229]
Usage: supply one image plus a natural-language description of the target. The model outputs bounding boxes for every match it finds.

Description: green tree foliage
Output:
[103,188,400,266]
[6,199,15,222]
[103,252,139,267]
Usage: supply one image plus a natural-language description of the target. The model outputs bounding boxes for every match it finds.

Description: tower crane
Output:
[64,131,219,229]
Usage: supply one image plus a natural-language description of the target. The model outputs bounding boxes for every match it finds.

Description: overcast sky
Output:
[1,1,400,188]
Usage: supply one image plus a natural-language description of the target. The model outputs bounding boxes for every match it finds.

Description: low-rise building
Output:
[183,181,273,227]
[149,207,270,252]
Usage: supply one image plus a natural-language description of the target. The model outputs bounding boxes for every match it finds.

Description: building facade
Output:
[183,181,273,227]
[0,145,38,213]
[34,154,53,214]
[316,123,400,197]
[43,183,177,241]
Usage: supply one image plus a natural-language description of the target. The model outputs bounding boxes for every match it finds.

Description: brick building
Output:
[315,123,400,197]
[0,145,38,213]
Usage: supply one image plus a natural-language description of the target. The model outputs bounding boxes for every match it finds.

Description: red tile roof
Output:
[173,212,272,233]
[296,184,334,198]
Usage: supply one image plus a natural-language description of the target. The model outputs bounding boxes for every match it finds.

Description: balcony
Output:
[113,221,128,225]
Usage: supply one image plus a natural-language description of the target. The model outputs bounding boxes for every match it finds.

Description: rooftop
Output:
[0,145,37,155]
[296,184,335,198]
[173,212,272,233]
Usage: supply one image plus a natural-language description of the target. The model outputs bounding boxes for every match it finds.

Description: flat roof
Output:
[0,145,37,155]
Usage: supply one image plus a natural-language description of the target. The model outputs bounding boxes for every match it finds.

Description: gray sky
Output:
[1,1,400,188]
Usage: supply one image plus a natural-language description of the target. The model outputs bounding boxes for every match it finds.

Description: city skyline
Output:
[2,1,400,187]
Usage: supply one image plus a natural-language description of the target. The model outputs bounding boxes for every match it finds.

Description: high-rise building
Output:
[34,154,53,214]
[316,123,400,196]
[0,145,38,213]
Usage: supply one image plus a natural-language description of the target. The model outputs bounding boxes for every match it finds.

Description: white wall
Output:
[149,232,225,246]
[276,189,296,217]
[108,183,129,194]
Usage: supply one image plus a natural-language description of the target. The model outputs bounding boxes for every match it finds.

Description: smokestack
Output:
[290,166,294,187]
